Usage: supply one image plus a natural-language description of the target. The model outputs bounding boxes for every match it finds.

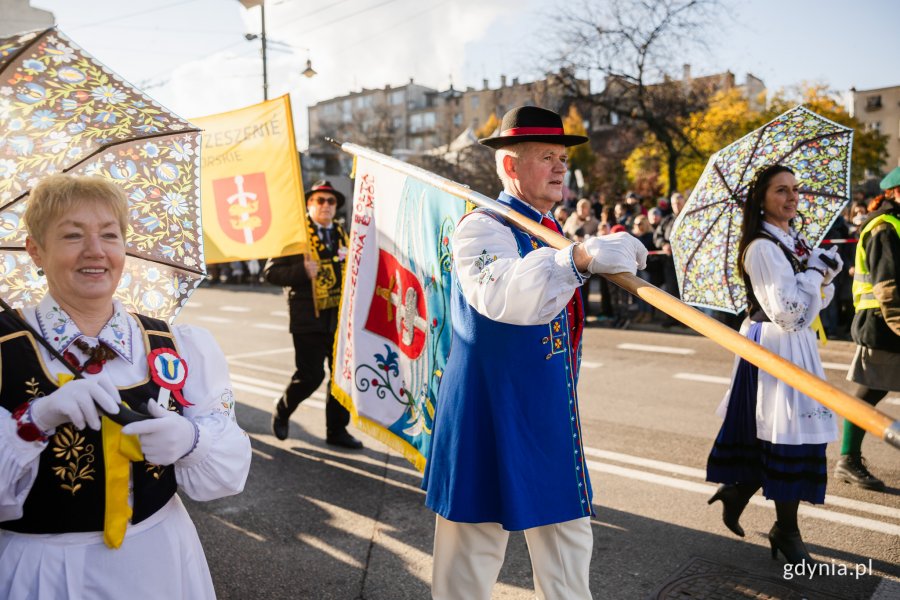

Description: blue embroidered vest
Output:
[423,197,592,531]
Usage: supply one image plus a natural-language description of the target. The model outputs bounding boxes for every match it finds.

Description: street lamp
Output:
[239,0,316,101]
[301,59,317,79]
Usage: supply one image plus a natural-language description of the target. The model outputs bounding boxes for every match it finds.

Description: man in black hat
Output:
[264,180,363,449]
[422,106,647,599]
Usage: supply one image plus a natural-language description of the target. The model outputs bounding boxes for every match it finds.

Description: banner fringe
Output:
[331,382,427,472]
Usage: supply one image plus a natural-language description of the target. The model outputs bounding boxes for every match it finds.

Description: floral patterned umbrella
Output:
[0,27,203,322]
[670,105,853,315]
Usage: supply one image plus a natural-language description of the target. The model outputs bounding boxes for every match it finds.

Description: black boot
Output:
[326,429,363,450]
[768,523,814,565]
[834,453,885,491]
[272,408,289,441]
[707,483,753,537]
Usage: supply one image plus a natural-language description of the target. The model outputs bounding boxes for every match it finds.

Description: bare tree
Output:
[553,0,724,195]
[317,104,400,156]
[409,140,501,198]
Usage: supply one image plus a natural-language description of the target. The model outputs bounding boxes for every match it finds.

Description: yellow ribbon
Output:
[810,315,828,347]
[56,373,143,548]
[810,287,828,347]
[101,417,143,548]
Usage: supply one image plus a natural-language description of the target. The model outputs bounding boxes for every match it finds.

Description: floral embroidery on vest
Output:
[51,426,96,495]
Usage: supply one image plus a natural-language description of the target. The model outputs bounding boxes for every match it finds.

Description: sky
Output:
[17,0,900,149]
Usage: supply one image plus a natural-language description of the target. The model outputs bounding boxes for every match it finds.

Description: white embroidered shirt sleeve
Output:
[744,239,825,332]
[453,212,584,325]
[171,324,251,501]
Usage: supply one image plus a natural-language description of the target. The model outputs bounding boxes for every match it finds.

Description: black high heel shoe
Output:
[768,523,814,565]
[707,484,748,537]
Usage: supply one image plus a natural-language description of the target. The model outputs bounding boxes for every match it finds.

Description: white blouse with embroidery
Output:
[0,296,251,523]
[717,222,839,445]
[453,205,587,326]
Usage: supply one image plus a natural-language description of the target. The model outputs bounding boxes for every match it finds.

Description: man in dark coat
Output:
[265,180,363,449]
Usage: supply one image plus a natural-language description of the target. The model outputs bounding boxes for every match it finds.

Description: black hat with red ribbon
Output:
[305,179,345,208]
[478,105,588,149]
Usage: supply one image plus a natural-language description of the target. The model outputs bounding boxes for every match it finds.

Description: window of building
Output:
[393,116,404,130]
[390,90,405,105]
[422,111,435,130]
[453,112,463,127]
[471,95,480,109]
[866,95,882,110]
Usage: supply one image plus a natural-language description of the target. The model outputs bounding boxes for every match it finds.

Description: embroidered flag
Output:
[332,158,466,471]
[193,95,309,263]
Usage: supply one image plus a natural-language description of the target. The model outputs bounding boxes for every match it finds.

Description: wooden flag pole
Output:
[332,140,900,450]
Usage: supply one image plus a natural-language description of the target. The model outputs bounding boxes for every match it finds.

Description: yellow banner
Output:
[193,95,308,264]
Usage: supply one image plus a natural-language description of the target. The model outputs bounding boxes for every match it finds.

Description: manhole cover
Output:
[648,557,846,600]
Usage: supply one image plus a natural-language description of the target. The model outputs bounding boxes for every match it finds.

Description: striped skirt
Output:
[706,322,827,504]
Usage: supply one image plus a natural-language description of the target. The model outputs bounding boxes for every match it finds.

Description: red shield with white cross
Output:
[364,249,428,359]
[212,172,271,245]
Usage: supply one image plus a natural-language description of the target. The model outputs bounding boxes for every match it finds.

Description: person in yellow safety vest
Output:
[838,167,900,491]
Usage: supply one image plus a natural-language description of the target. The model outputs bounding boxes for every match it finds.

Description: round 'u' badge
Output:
[148,348,192,407]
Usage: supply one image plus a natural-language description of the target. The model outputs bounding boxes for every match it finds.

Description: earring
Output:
[36,268,44,276]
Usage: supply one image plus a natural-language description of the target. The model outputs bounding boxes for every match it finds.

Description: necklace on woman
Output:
[64,339,118,374]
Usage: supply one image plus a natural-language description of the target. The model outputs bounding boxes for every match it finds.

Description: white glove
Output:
[31,375,121,432]
[806,248,830,278]
[821,247,843,284]
[582,232,648,275]
[122,400,197,466]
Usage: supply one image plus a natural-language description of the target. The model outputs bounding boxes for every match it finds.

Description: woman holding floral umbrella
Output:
[0,174,251,599]
[706,165,842,566]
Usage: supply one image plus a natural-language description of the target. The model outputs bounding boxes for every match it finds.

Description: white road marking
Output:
[821,361,850,371]
[588,460,900,537]
[617,343,695,355]
[673,372,730,385]
[581,360,602,369]
[231,381,325,410]
[887,397,900,406]
[589,448,900,522]
[225,347,293,360]
[197,315,232,324]
[181,302,202,308]
[229,361,294,377]
[270,310,289,318]
[253,323,287,331]
[585,447,706,480]
[229,368,900,535]
[230,372,284,392]
[220,305,251,313]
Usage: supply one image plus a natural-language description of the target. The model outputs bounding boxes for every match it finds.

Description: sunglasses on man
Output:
[312,195,337,206]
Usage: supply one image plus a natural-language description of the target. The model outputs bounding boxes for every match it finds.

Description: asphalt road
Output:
[177,285,900,600]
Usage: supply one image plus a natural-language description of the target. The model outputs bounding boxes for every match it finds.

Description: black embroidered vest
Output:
[0,312,182,534]
[308,219,348,311]
[742,229,804,322]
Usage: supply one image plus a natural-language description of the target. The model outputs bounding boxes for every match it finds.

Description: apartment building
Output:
[850,85,900,171]
[305,72,586,169]
[0,0,53,37]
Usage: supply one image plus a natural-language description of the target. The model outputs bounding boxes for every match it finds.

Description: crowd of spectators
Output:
[557,188,874,336]
[206,189,877,339]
